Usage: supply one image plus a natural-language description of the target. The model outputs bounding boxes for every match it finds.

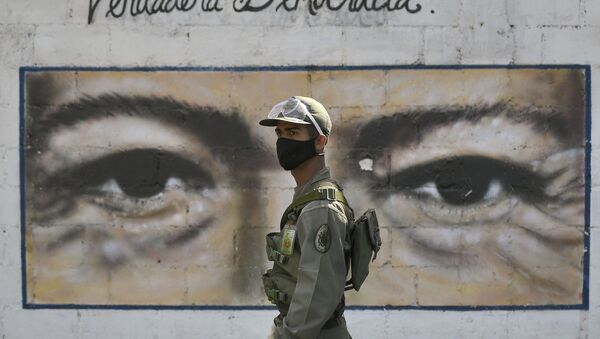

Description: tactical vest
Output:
[262,178,352,318]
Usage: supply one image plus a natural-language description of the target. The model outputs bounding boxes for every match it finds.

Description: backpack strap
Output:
[279,183,349,229]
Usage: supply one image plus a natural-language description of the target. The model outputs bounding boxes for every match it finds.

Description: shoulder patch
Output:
[314,224,331,253]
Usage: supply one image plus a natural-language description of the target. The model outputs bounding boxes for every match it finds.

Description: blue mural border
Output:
[19,64,592,311]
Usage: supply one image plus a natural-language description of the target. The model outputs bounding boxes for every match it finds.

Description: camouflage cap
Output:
[259,96,332,136]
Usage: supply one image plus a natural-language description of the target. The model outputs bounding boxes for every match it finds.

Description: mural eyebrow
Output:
[28,93,269,167]
[350,103,573,155]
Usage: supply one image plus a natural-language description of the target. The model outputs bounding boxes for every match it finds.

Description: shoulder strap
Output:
[279,182,348,229]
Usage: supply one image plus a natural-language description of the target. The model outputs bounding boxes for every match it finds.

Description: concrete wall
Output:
[1,0,599,338]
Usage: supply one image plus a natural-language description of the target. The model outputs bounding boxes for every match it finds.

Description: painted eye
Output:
[361,155,553,226]
[386,155,548,207]
[43,148,217,216]
[75,149,215,198]
[32,147,228,264]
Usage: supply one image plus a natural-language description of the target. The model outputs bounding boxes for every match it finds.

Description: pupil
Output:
[434,159,492,205]
[113,151,168,198]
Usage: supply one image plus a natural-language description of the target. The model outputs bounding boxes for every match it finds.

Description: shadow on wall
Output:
[23,68,587,307]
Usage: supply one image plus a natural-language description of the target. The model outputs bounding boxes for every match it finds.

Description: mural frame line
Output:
[19,64,592,311]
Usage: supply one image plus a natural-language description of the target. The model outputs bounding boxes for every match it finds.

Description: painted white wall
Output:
[1,0,599,338]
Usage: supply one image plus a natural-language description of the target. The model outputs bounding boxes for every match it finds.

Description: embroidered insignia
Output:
[314,224,331,253]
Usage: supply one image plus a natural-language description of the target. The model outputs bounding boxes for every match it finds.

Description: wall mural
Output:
[22,67,588,308]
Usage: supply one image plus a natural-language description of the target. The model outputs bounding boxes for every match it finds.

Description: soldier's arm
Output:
[276,200,348,339]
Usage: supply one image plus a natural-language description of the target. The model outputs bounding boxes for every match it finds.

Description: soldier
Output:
[259,96,354,339]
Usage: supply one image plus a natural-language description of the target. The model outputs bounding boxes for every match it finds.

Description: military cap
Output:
[259,96,332,136]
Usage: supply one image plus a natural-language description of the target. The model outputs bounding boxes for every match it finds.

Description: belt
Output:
[274,314,344,330]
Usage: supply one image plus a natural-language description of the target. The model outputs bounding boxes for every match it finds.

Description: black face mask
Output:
[276,137,317,171]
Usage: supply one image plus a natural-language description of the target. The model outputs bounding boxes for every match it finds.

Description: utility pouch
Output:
[265,232,288,265]
[262,268,296,307]
[345,209,382,291]
[265,232,300,277]
[262,269,282,304]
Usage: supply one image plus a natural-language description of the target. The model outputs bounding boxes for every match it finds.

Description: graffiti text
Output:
[88,0,223,24]
[88,0,423,23]
[233,0,422,15]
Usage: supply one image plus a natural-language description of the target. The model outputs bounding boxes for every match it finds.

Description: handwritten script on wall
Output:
[88,0,425,24]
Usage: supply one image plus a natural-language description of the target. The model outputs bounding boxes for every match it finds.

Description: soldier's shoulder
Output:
[299,199,347,220]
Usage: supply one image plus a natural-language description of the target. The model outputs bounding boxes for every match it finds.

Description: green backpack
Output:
[279,184,382,292]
